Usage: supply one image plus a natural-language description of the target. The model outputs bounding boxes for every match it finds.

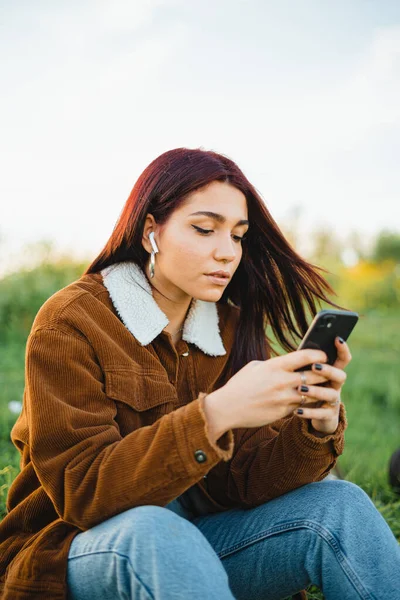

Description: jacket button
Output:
[194,450,207,463]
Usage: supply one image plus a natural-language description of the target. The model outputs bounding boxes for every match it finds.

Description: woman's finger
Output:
[309,362,347,385]
[280,349,328,372]
[332,336,352,370]
[296,384,340,404]
[293,404,340,421]
[287,370,330,388]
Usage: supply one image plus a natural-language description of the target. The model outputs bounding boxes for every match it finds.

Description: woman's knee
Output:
[123,504,197,535]
[312,479,375,511]
[68,506,228,600]
[301,479,384,540]
[104,506,230,591]
[71,505,195,553]
[97,504,216,557]
[280,479,378,534]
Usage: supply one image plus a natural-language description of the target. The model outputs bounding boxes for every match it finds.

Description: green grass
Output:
[337,311,400,543]
[0,265,399,600]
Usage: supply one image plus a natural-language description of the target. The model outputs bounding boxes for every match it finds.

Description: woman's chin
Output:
[195,289,225,302]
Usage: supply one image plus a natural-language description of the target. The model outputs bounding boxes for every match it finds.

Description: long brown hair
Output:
[84,147,341,384]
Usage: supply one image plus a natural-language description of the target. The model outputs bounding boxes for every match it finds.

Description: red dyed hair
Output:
[84,147,341,384]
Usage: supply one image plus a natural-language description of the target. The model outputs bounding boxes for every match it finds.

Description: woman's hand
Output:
[204,340,352,439]
[206,348,331,433]
[294,337,352,434]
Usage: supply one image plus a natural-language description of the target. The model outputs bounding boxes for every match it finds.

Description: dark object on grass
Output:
[388,448,400,494]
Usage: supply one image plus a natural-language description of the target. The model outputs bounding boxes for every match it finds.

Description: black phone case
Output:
[295,309,359,370]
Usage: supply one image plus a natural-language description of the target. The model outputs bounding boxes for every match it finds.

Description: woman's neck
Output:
[153,292,192,337]
[170,330,182,346]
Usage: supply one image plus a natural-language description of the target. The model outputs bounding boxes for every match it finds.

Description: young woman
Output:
[1,148,399,600]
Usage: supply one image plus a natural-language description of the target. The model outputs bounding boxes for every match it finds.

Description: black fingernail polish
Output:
[338,337,344,344]
[300,385,309,392]
[297,408,304,414]
[314,363,323,371]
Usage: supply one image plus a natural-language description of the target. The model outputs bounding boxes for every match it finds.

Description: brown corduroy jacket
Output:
[0,261,347,599]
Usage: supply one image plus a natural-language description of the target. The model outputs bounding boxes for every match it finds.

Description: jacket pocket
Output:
[104,368,175,413]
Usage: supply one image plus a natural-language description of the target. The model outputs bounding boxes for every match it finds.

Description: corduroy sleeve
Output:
[223,403,347,507]
[23,328,234,530]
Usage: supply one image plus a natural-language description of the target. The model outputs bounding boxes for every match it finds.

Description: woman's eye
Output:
[192,225,246,243]
[192,225,213,235]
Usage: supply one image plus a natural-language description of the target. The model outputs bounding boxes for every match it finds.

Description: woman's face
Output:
[143,180,249,302]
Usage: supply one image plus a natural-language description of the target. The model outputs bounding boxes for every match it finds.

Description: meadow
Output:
[0,256,399,600]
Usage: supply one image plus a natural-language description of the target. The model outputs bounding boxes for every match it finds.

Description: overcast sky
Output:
[1,0,399,276]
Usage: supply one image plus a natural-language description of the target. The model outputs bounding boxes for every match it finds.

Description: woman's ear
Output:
[142,214,158,253]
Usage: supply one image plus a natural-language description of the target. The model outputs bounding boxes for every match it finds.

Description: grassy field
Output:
[0,264,399,599]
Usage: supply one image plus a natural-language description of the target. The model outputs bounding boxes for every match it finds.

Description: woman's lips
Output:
[205,274,230,285]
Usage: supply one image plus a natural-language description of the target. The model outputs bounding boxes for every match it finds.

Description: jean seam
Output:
[68,549,155,600]
[216,519,374,600]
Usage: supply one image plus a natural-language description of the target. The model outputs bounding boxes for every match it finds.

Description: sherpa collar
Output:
[100,261,227,357]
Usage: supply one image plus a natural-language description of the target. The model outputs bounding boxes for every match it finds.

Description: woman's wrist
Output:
[310,417,339,436]
[202,389,232,443]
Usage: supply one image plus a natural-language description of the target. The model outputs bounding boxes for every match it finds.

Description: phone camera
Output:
[319,315,336,329]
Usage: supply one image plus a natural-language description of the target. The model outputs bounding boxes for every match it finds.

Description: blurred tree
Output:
[345,230,369,263]
[311,228,342,264]
[371,230,400,263]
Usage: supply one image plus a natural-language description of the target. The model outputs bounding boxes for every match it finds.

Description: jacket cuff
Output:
[294,402,347,457]
[171,392,234,479]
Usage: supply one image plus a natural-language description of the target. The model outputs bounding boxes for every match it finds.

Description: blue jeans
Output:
[66,480,400,599]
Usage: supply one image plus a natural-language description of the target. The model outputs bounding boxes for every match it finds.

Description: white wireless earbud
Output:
[149,231,159,253]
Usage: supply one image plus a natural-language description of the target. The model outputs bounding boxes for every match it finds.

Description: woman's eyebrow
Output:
[189,211,249,226]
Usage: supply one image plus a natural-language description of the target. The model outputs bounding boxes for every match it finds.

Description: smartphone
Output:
[295,309,359,371]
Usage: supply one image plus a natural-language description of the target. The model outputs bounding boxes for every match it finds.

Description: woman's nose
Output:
[214,239,237,262]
